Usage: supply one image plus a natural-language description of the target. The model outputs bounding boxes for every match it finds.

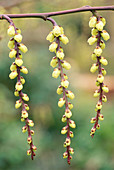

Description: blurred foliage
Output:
[0,0,114,169]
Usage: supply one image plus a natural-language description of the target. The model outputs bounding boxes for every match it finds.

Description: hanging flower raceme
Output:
[46,19,76,165]
[88,14,110,137]
[7,22,36,159]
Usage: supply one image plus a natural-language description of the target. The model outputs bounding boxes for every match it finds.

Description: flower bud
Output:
[52,68,60,79]
[93,90,100,97]
[87,36,97,45]
[7,25,15,37]
[96,124,100,129]
[100,57,108,66]
[61,126,68,134]
[100,17,106,26]
[15,58,23,67]
[65,109,72,118]
[102,95,107,102]
[97,74,104,83]
[96,80,100,86]
[61,115,67,122]
[94,46,102,56]
[27,149,31,156]
[58,98,65,107]
[66,90,75,100]
[32,145,37,151]
[68,102,73,110]
[90,63,98,73]
[102,85,109,93]
[18,43,28,53]
[96,21,104,31]
[20,76,25,84]
[101,30,110,41]
[91,28,98,36]
[9,70,18,79]
[96,101,102,110]
[15,100,22,109]
[53,26,61,37]
[69,147,74,154]
[19,53,23,59]
[50,56,58,68]
[90,127,96,134]
[63,152,68,159]
[21,116,25,122]
[14,89,19,97]
[99,114,104,121]
[61,79,69,88]
[27,136,32,144]
[22,110,28,118]
[22,93,29,101]
[63,142,67,148]
[63,73,68,80]
[59,34,69,44]
[89,16,97,28]
[46,31,54,42]
[10,62,17,71]
[20,66,28,74]
[60,27,64,34]
[101,68,107,76]
[61,60,71,70]
[28,120,34,127]
[100,40,105,49]
[56,50,64,60]
[91,53,97,61]
[90,117,96,123]
[24,104,29,110]
[69,120,76,128]
[8,38,15,49]
[22,125,27,133]
[9,49,17,58]
[30,130,34,135]
[15,82,23,91]
[65,137,71,146]
[16,28,21,34]
[14,33,22,43]
[69,131,74,138]
[57,85,63,95]
[49,42,58,52]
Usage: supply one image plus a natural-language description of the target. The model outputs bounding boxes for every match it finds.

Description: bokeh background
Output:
[0,0,114,170]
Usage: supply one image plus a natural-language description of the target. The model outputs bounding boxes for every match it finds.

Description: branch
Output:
[0,6,114,21]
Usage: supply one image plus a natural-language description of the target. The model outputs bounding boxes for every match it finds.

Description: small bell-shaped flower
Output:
[89,16,97,28]
[94,46,102,56]
[56,50,65,60]
[58,98,65,107]
[9,49,17,58]
[59,34,69,44]
[65,109,72,118]
[49,42,58,52]
[52,68,61,79]
[101,30,110,41]
[61,79,69,88]
[18,43,28,53]
[15,82,23,91]
[96,21,104,31]
[9,70,18,79]
[46,31,54,42]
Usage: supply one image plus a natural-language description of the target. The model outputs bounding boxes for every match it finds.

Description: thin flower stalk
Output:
[87,13,110,137]
[4,15,36,159]
[47,17,76,165]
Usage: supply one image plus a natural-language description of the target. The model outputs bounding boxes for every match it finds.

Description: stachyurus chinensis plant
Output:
[87,11,110,137]
[0,5,113,165]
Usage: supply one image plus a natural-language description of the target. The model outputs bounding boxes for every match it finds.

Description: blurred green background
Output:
[0,0,114,170]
